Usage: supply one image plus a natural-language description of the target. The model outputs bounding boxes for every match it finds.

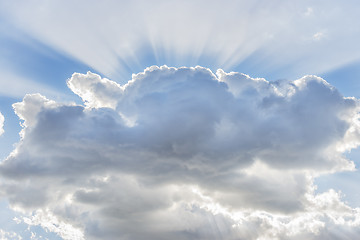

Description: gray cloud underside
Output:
[1,66,360,239]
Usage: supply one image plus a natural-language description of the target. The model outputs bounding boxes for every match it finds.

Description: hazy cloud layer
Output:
[1,66,360,239]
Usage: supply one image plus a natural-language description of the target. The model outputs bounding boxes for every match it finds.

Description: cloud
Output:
[0,112,4,136]
[1,66,360,239]
[67,72,122,109]
[313,32,325,41]
[0,229,21,240]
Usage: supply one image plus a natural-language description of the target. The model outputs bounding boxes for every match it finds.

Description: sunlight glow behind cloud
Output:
[1,0,359,81]
[1,66,360,239]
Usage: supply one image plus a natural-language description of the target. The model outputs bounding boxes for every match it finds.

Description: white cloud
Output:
[313,32,325,41]
[67,71,122,109]
[0,228,22,240]
[1,66,360,239]
[304,7,314,17]
[12,94,58,129]
[22,210,84,240]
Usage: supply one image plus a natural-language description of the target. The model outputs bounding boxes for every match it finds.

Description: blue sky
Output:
[1,1,360,239]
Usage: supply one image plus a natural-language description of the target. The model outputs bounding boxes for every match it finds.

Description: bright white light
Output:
[1,1,360,80]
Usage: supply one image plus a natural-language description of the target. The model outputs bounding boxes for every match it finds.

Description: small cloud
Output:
[304,7,314,16]
[313,31,325,41]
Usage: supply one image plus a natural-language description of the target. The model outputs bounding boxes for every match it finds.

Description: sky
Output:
[1,0,360,239]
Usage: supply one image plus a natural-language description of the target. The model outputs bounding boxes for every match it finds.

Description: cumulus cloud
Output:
[0,112,4,136]
[1,66,360,239]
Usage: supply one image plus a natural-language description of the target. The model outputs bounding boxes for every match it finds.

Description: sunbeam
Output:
[1,0,360,82]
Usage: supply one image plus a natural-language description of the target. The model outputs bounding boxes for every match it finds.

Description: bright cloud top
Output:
[0,112,4,136]
[1,66,360,239]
